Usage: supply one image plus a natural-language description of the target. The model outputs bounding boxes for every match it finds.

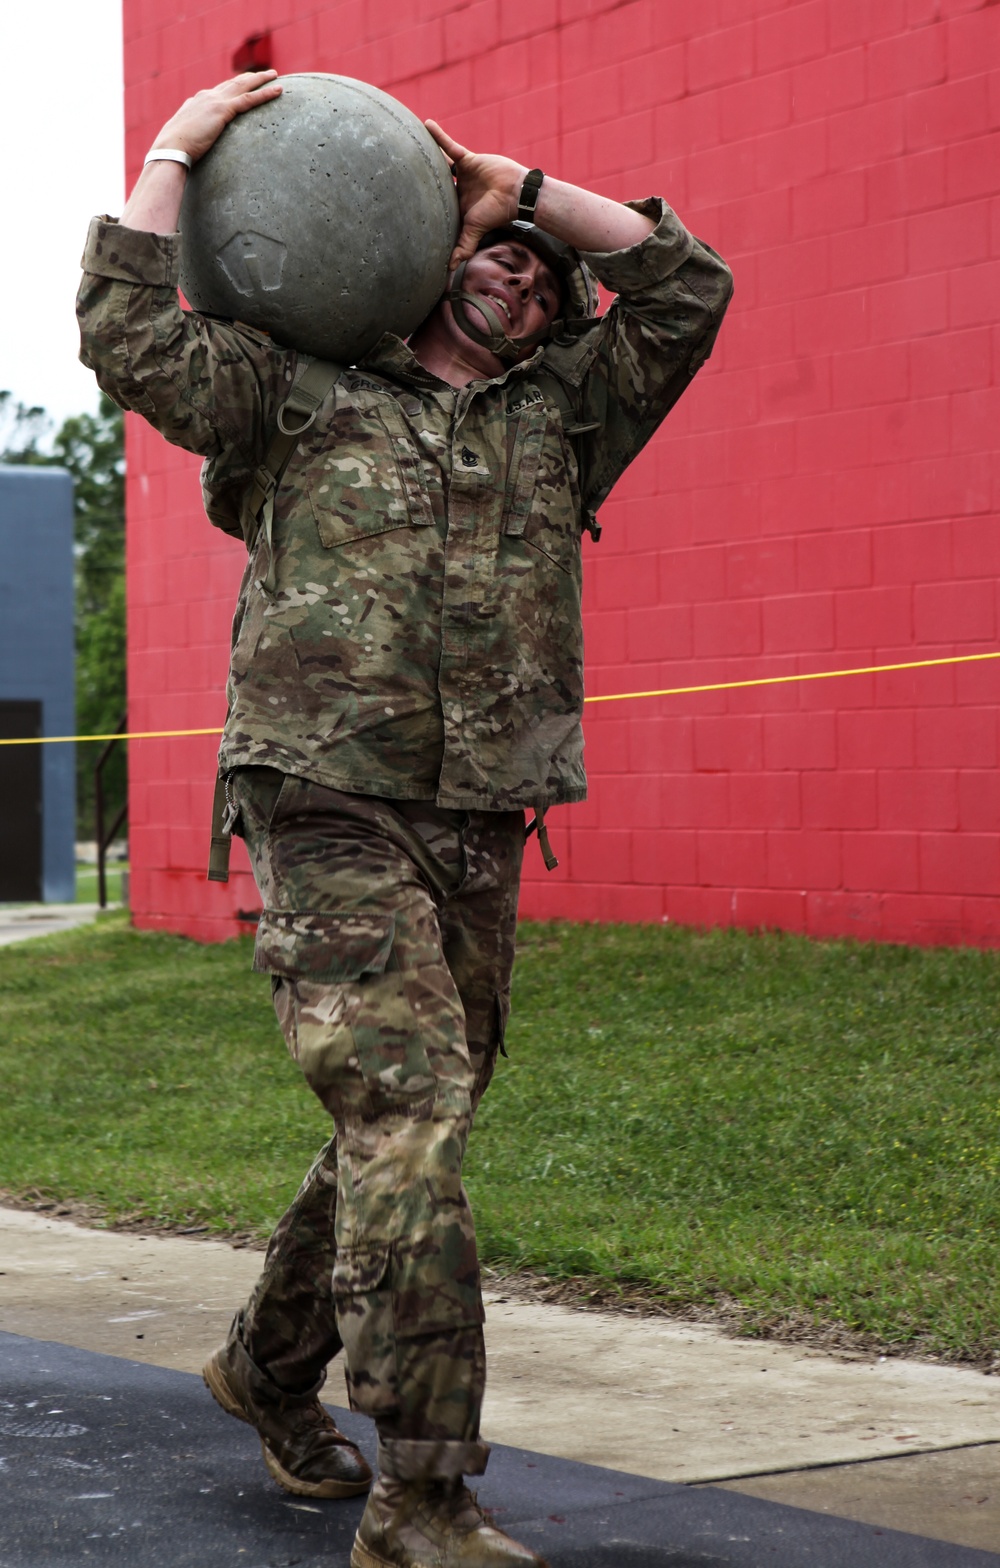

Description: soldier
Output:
[78,70,732,1568]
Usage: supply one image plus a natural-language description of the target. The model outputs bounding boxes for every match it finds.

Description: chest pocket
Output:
[502,399,582,576]
[306,388,434,548]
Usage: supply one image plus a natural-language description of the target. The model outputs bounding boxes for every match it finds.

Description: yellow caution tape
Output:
[0,726,224,746]
[1,650,997,745]
[582,649,1000,704]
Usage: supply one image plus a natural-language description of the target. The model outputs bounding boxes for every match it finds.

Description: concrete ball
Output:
[179,74,459,362]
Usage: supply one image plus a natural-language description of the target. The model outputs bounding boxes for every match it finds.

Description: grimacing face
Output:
[458,240,562,343]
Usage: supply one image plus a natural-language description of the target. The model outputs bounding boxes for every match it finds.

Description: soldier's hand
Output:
[425,121,527,269]
[151,71,283,165]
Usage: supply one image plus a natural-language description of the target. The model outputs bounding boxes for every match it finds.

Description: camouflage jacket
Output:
[78,201,732,811]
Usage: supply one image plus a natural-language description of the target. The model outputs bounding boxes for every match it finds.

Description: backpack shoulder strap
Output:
[207,355,343,886]
[533,368,604,542]
[241,355,345,590]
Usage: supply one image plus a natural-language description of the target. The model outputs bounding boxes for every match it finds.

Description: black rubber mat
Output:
[1,1331,996,1567]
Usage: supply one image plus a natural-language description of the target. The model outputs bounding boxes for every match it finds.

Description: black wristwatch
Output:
[513,168,544,229]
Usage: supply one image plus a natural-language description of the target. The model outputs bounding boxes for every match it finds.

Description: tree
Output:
[1,391,127,839]
[0,391,51,463]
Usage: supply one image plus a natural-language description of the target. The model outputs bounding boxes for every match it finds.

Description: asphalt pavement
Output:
[1,1208,997,1561]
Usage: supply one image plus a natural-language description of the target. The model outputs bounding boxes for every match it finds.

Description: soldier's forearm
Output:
[424,121,657,264]
[120,160,188,237]
[532,175,656,254]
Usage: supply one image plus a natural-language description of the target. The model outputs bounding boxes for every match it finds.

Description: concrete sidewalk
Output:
[0,1206,996,1552]
[0,903,116,946]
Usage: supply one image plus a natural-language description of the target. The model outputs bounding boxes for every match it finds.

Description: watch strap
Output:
[513,168,544,229]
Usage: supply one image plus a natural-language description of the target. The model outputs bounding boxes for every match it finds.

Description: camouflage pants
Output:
[229,768,524,1480]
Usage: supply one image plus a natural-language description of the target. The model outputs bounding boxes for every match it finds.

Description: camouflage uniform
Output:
[77,203,732,1478]
[230,766,522,1473]
[78,202,732,814]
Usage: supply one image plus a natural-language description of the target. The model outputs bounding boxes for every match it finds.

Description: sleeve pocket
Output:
[502,404,547,538]
[253,909,396,982]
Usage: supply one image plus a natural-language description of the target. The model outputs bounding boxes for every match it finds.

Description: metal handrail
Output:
[94,711,127,909]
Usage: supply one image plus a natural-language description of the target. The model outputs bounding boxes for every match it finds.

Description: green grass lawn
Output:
[74,862,129,905]
[2,912,998,1363]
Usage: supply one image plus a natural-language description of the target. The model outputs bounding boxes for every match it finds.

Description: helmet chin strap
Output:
[447,260,555,364]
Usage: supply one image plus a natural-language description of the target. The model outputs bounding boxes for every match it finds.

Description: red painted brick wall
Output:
[121,0,1000,946]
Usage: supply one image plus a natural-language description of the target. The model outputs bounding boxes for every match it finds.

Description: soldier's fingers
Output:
[450,222,487,267]
[196,72,280,126]
[425,120,469,164]
[234,80,282,110]
[223,69,280,95]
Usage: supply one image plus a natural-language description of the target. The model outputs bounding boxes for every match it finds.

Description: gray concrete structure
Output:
[0,467,75,902]
[179,73,459,361]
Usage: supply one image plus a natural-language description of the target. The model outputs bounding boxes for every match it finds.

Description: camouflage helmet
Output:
[447,223,597,362]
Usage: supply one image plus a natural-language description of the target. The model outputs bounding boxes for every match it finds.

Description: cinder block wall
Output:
[121,0,1000,945]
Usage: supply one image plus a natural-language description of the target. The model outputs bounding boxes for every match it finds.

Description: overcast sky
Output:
[5,1,124,434]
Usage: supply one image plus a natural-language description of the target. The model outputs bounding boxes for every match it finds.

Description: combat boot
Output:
[350,1475,549,1568]
[202,1329,371,1499]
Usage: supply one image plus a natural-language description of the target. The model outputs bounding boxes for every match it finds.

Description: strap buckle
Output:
[584,510,602,543]
[526,806,559,871]
[252,464,277,501]
[277,401,320,436]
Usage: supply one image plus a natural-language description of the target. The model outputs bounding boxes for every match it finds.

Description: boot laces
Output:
[273,1396,345,1447]
[435,1481,492,1530]
[295,1401,344,1439]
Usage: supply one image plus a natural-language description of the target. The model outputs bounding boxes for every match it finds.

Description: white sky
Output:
[5,1,124,433]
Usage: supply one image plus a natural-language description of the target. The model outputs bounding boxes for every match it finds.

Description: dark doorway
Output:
[0,700,43,901]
